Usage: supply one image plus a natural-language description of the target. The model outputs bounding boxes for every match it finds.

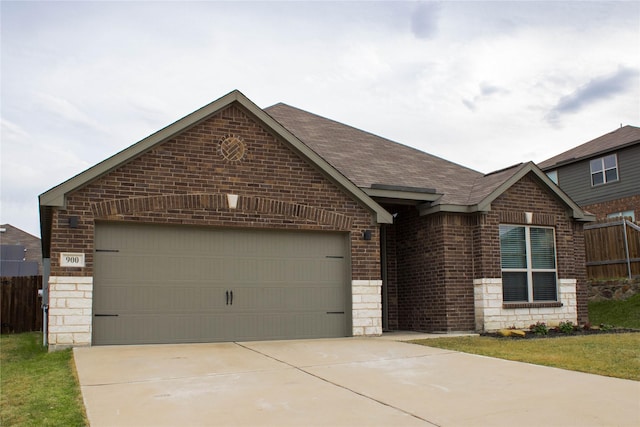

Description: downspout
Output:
[42,258,50,347]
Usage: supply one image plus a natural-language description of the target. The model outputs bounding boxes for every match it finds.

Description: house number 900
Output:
[60,252,85,267]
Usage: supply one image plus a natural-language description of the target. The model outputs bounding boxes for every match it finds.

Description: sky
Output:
[1,0,639,238]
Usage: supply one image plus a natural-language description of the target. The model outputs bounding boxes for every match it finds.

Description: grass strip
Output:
[588,293,640,329]
[0,332,87,426]
[412,333,640,381]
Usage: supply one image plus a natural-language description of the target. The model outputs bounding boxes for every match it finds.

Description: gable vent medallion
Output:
[219,135,247,162]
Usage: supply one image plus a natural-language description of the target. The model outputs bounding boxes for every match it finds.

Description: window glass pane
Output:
[500,225,526,268]
[603,154,617,169]
[592,171,604,186]
[533,272,557,301]
[530,228,555,269]
[607,211,635,221]
[590,158,603,172]
[503,272,528,302]
[605,168,618,182]
[546,170,558,184]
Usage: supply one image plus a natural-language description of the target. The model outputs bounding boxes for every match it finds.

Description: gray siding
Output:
[556,144,640,206]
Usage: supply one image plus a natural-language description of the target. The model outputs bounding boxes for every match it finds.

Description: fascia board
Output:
[363,188,442,202]
[476,162,594,221]
[419,203,479,216]
[38,90,392,224]
[39,90,244,208]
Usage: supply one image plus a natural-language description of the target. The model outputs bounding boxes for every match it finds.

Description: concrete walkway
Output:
[74,335,640,426]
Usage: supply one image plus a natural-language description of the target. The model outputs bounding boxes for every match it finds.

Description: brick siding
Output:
[582,194,639,221]
[47,104,383,347]
[385,173,588,332]
[49,104,380,280]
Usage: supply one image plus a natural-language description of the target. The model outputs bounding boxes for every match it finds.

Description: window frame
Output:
[590,154,618,187]
[499,224,559,303]
[607,210,635,221]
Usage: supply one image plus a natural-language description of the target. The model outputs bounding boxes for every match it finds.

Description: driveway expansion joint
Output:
[234,342,441,426]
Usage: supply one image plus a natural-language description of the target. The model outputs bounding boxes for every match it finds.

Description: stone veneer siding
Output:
[48,276,93,350]
[47,104,382,348]
[352,280,383,336]
[474,278,577,331]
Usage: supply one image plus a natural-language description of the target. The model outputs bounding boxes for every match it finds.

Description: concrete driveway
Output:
[74,335,640,426]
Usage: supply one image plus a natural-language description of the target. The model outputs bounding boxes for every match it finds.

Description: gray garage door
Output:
[93,223,350,345]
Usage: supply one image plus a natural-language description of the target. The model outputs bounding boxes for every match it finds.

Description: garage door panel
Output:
[95,285,227,314]
[93,223,350,345]
[94,313,234,345]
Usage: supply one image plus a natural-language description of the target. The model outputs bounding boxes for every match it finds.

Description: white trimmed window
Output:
[499,225,558,302]
[607,210,635,221]
[590,154,618,186]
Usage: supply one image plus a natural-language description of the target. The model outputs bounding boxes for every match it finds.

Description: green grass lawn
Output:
[588,293,640,329]
[0,332,87,427]
[413,294,640,381]
[413,333,640,380]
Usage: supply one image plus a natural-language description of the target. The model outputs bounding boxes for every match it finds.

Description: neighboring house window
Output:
[590,154,618,186]
[607,210,635,221]
[499,225,558,302]
[546,170,558,184]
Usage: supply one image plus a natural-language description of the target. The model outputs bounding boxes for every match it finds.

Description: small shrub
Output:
[530,321,549,335]
[558,321,575,334]
[599,323,615,331]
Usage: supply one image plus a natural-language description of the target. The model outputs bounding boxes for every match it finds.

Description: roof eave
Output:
[478,162,595,221]
[418,203,481,216]
[363,188,442,203]
[419,162,595,222]
[540,139,640,171]
[38,90,392,225]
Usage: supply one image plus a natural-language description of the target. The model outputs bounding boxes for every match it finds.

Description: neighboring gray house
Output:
[538,125,640,221]
[0,224,42,276]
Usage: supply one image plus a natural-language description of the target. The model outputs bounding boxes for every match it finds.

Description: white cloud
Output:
[1,1,639,236]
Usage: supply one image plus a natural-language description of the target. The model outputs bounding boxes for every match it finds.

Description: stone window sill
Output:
[502,302,563,309]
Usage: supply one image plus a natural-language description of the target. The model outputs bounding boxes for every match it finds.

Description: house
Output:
[1,224,42,276]
[39,90,594,350]
[538,125,640,221]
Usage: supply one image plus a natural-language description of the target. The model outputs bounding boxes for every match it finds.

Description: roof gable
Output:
[539,125,640,170]
[39,91,392,238]
[420,162,594,221]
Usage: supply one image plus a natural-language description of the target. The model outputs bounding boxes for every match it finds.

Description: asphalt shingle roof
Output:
[538,125,640,170]
[265,103,484,206]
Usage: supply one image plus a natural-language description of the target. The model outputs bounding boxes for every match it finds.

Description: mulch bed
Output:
[481,328,640,339]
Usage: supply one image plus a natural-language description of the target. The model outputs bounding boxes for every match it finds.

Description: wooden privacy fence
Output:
[585,218,640,279]
[1,276,43,334]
